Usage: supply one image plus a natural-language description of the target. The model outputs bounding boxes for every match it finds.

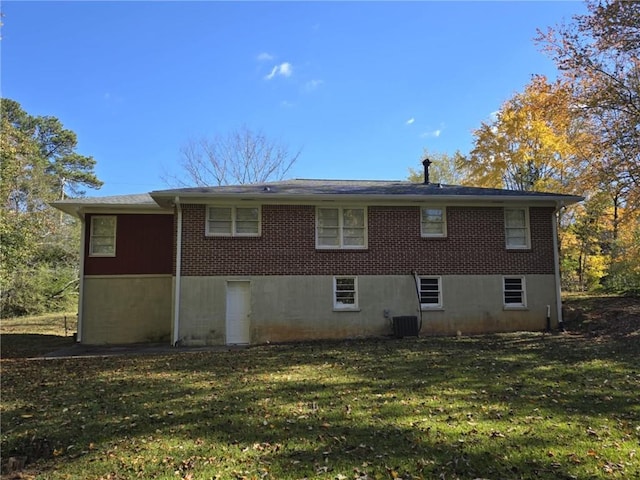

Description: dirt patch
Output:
[563,295,640,339]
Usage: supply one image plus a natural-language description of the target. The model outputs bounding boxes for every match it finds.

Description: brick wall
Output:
[179,204,556,276]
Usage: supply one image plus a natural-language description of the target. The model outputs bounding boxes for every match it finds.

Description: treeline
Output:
[1,99,102,316]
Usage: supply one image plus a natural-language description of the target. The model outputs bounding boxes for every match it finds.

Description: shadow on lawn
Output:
[0,334,75,359]
[2,334,639,478]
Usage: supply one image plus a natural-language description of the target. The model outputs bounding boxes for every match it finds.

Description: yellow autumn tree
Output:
[455,75,615,291]
[537,0,640,292]
[458,75,590,194]
[562,193,614,291]
[604,206,640,293]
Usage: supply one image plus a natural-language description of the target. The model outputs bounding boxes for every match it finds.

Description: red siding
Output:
[85,214,174,275]
[180,205,556,276]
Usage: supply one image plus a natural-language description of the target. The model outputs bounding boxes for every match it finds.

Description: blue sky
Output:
[2,1,587,197]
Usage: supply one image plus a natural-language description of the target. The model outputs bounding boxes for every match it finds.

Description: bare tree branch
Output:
[163,126,301,187]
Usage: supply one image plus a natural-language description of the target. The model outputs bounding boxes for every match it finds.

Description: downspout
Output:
[552,202,564,331]
[411,270,423,333]
[76,212,86,343]
[172,196,182,346]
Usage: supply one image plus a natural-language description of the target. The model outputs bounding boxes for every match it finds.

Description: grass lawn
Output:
[0,313,77,359]
[1,298,639,479]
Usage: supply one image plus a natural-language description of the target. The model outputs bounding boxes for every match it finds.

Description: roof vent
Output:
[422,158,432,185]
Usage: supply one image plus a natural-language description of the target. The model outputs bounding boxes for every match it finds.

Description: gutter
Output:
[552,201,564,330]
[172,196,182,346]
[150,192,584,208]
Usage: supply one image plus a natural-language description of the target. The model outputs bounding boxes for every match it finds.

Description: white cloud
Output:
[406,117,415,125]
[279,62,292,76]
[265,66,278,80]
[257,52,274,62]
[304,79,324,91]
[265,62,293,80]
[420,129,441,138]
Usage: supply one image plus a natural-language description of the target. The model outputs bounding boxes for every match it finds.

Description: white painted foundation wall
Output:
[175,274,558,346]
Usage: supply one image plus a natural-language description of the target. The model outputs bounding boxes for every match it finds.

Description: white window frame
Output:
[420,206,447,237]
[333,276,359,310]
[505,207,531,249]
[418,276,443,309]
[89,215,117,257]
[206,205,261,237]
[316,207,367,250]
[503,276,527,309]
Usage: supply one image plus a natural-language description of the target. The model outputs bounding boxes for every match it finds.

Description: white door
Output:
[226,281,251,344]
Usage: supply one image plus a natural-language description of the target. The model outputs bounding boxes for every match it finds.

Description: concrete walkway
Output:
[40,342,247,359]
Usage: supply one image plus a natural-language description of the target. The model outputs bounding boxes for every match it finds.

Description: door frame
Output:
[225,280,251,345]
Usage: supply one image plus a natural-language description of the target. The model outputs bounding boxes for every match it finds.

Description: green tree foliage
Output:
[407,149,467,185]
[1,98,102,316]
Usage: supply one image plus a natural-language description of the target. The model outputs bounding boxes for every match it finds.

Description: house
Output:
[51,163,583,346]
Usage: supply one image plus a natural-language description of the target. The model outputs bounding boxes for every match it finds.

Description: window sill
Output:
[205,234,262,238]
[317,248,369,252]
[333,308,361,312]
[503,306,528,311]
[421,307,444,311]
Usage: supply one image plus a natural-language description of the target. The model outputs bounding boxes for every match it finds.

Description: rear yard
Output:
[1,296,638,479]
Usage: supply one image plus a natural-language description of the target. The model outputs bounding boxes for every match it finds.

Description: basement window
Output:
[503,276,527,308]
[89,216,117,257]
[419,276,442,309]
[333,276,358,310]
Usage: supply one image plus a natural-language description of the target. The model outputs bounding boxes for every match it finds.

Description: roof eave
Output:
[49,202,83,218]
[150,191,585,207]
[50,201,169,219]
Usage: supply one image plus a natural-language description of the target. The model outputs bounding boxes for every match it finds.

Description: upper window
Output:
[505,208,530,249]
[317,207,367,249]
[419,276,442,308]
[333,276,358,310]
[89,216,116,257]
[206,206,260,237]
[421,207,447,237]
[503,276,527,308]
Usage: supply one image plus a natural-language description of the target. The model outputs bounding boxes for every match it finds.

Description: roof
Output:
[50,179,584,217]
[50,193,167,217]
[149,179,584,207]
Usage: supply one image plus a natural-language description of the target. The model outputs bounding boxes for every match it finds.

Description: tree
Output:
[457,75,590,193]
[537,0,640,292]
[407,149,467,185]
[563,193,613,291]
[537,0,640,210]
[1,98,102,316]
[165,125,302,187]
[454,76,613,292]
